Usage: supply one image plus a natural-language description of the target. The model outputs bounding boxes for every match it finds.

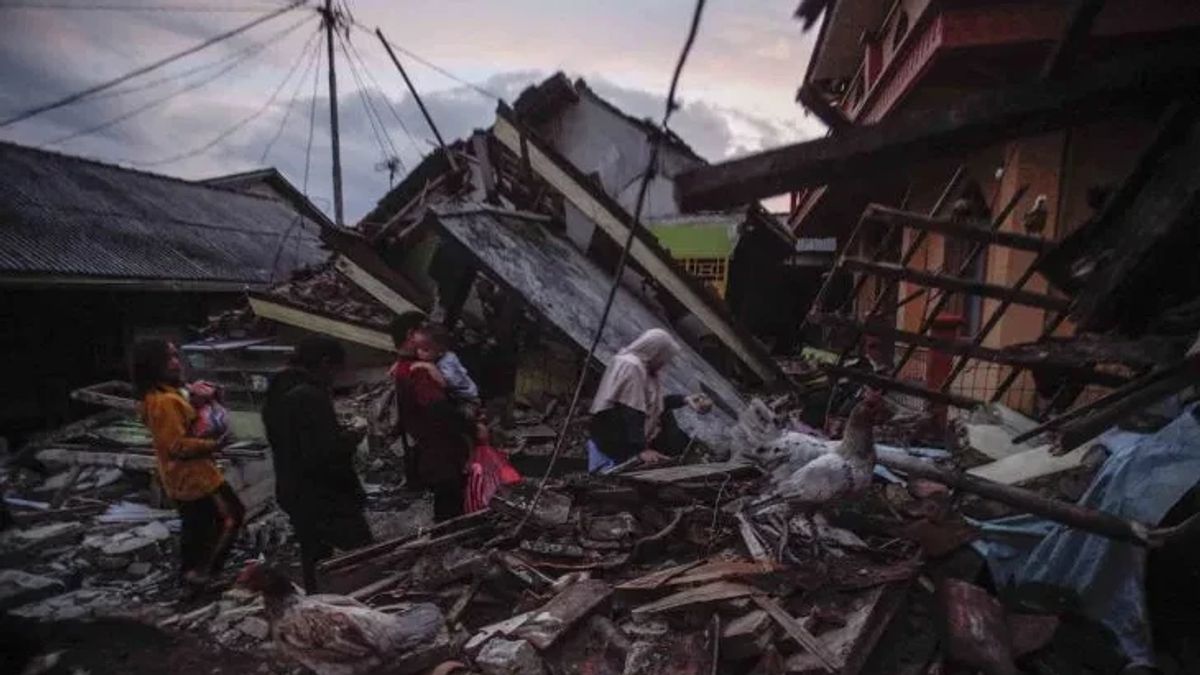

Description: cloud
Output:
[0,2,823,222]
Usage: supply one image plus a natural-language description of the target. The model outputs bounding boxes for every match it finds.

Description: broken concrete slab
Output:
[477,637,545,675]
[0,521,85,562]
[492,483,572,528]
[83,520,172,570]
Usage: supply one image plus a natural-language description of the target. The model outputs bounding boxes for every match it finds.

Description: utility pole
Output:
[375,28,456,171]
[323,0,345,226]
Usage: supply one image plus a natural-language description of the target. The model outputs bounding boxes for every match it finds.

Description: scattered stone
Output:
[126,561,152,576]
[237,616,271,641]
[585,512,641,541]
[476,638,544,675]
[0,569,66,611]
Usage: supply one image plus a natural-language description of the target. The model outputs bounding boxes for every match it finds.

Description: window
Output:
[680,257,729,297]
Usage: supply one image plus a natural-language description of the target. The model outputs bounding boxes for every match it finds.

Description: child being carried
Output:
[410,325,482,426]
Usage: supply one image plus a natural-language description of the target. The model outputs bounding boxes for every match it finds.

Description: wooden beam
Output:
[823,364,982,410]
[796,83,850,133]
[676,48,1200,210]
[321,226,433,310]
[860,204,1052,253]
[841,258,1070,312]
[333,255,421,316]
[248,295,393,351]
[1041,0,1107,80]
[491,106,782,384]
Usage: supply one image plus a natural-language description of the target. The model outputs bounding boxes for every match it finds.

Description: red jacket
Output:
[391,359,470,484]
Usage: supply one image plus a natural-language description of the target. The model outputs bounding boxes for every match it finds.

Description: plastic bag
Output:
[465,444,521,513]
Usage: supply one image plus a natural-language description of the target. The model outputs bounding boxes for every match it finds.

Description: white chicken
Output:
[770,394,889,506]
[237,562,444,675]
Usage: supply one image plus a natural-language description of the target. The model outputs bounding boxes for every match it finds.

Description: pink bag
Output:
[464,444,522,513]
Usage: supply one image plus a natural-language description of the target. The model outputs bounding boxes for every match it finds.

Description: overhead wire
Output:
[348,20,502,102]
[0,1,307,130]
[340,28,424,161]
[0,2,294,12]
[84,13,312,105]
[335,28,402,170]
[259,26,324,163]
[301,35,323,194]
[40,15,316,148]
[130,25,323,168]
[509,0,709,540]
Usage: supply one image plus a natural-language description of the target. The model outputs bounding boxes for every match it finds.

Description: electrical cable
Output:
[336,29,401,169]
[341,29,424,161]
[348,20,502,102]
[0,2,294,12]
[509,0,709,539]
[130,24,321,168]
[0,1,306,130]
[40,16,316,148]
[301,36,323,194]
[259,28,324,164]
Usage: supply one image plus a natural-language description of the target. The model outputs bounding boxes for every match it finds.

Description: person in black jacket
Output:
[262,337,371,592]
[587,329,712,472]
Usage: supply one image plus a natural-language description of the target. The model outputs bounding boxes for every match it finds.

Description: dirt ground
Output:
[7,617,276,675]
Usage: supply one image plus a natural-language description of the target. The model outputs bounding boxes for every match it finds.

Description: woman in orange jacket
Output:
[132,339,244,591]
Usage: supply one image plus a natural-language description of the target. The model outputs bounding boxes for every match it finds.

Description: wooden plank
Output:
[860,204,1052,253]
[631,581,758,616]
[753,595,839,673]
[823,365,982,410]
[667,559,784,587]
[623,461,755,485]
[248,295,393,352]
[676,48,1200,210]
[781,586,905,675]
[425,207,743,443]
[334,255,420,316]
[840,258,1070,312]
[321,226,433,310]
[492,108,782,384]
[737,512,773,563]
[616,560,705,591]
[512,579,612,650]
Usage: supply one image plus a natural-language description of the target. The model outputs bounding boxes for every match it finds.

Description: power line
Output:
[0,2,294,12]
[336,30,402,169]
[40,15,315,148]
[511,0,709,539]
[349,21,502,102]
[0,1,306,130]
[260,30,324,164]
[131,24,321,167]
[301,36,323,194]
[88,14,311,105]
[341,29,424,160]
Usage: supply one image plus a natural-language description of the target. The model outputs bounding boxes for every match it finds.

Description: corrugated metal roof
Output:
[0,141,326,286]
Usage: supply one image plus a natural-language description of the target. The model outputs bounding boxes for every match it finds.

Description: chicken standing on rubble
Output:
[767,393,890,508]
[238,562,444,675]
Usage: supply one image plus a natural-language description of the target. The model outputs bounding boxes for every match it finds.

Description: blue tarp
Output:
[972,408,1200,668]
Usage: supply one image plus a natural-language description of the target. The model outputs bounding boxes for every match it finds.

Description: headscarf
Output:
[589,328,682,440]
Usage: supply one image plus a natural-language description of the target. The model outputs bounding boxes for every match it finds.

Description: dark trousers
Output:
[177,482,244,579]
[289,505,373,593]
[430,476,465,522]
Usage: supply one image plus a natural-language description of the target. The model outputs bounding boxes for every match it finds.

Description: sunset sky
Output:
[0,1,824,221]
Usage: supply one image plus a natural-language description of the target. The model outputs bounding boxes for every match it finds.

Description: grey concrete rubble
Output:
[476,637,545,675]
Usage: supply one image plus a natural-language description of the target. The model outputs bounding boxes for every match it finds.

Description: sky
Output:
[0,0,824,222]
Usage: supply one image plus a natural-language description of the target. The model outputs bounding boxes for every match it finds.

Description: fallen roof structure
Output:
[493,104,783,384]
[425,205,743,443]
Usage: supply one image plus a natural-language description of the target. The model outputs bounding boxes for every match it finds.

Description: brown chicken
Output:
[237,562,444,675]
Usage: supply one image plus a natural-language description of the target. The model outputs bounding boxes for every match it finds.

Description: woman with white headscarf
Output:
[587,328,711,473]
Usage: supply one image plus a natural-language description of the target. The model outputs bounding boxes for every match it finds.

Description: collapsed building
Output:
[5,6,1200,670]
